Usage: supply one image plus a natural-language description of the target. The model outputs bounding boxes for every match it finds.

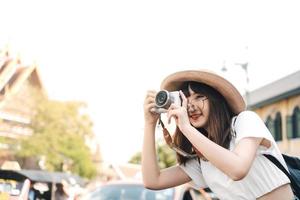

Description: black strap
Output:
[158,115,165,129]
[264,154,300,197]
[263,154,292,182]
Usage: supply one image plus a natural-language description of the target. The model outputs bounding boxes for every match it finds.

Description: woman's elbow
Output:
[144,184,157,190]
[143,180,154,189]
[142,176,158,190]
[143,181,160,190]
[230,168,249,181]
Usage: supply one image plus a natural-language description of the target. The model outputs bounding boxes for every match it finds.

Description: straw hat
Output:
[160,70,246,114]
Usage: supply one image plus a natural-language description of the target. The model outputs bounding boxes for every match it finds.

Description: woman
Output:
[142,70,295,200]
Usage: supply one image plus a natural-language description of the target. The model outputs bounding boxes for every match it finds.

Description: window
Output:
[292,106,300,138]
[286,115,293,139]
[274,112,282,141]
[265,116,275,139]
[88,184,174,200]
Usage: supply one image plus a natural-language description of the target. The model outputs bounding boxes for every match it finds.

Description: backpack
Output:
[263,153,300,198]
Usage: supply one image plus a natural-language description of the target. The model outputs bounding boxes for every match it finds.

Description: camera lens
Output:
[155,90,169,107]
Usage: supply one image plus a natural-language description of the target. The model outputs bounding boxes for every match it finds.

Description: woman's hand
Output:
[144,90,159,126]
[167,90,192,132]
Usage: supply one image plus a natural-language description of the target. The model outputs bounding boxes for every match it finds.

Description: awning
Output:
[0,169,85,186]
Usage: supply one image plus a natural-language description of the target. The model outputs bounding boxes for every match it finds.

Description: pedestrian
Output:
[142,69,295,200]
[54,180,70,200]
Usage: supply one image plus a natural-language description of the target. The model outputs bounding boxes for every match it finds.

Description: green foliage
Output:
[16,96,97,179]
[129,142,177,169]
[157,143,177,168]
[129,152,141,165]
[0,137,5,143]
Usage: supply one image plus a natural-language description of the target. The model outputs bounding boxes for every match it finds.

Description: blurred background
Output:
[0,0,299,199]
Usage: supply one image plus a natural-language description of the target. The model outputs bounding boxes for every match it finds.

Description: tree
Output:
[156,143,177,168]
[129,142,177,169]
[16,95,97,179]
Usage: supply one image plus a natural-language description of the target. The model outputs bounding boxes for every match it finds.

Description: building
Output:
[0,49,102,174]
[0,49,46,166]
[248,70,300,156]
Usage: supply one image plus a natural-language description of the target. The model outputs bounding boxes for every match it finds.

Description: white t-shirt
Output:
[180,111,290,200]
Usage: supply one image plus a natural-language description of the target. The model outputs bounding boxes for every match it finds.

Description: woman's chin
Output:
[190,120,203,128]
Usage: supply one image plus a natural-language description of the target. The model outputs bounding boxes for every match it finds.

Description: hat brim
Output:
[160,70,246,115]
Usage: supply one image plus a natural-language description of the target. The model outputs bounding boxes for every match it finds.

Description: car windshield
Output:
[88,184,174,200]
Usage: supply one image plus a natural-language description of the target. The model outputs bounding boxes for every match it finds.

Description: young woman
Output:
[142,70,295,200]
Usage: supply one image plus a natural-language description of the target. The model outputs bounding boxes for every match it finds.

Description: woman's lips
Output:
[189,114,201,120]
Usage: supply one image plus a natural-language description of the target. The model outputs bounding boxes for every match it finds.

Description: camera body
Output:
[155,90,181,113]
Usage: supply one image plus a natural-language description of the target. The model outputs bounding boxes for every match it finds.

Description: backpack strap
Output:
[231,116,238,137]
[263,154,299,196]
[263,154,291,179]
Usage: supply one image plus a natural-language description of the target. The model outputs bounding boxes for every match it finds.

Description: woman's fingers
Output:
[167,104,180,123]
[167,101,188,124]
[144,91,156,104]
[144,96,154,105]
[168,103,179,110]
[146,90,157,97]
[179,90,188,108]
[167,109,176,124]
[152,108,168,114]
[146,102,155,109]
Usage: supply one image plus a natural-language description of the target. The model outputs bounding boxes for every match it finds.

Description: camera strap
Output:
[159,115,197,158]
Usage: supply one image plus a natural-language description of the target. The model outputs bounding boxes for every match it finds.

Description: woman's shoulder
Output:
[233,110,274,142]
[237,110,259,118]
[235,110,263,124]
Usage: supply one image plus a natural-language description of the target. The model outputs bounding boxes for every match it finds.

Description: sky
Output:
[1,0,300,164]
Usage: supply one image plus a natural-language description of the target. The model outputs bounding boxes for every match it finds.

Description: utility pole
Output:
[221,46,250,107]
[221,61,250,107]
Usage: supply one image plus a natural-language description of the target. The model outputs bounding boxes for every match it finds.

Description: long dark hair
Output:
[174,81,234,165]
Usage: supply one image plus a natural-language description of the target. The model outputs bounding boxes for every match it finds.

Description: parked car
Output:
[82,179,219,200]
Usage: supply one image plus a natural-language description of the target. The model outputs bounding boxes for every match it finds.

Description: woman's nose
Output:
[187,103,195,112]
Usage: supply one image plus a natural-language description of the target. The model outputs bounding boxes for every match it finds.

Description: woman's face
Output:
[187,86,210,128]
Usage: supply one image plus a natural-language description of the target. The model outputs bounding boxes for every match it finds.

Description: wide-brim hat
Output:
[160,70,246,115]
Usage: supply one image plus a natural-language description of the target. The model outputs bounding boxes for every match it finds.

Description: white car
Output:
[82,179,219,200]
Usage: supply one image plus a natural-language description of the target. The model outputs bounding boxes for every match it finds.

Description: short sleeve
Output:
[179,158,207,189]
[233,111,290,172]
[234,111,275,153]
[233,111,280,155]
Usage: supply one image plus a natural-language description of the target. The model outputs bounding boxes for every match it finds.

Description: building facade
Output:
[248,70,300,156]
[0,49,46,167]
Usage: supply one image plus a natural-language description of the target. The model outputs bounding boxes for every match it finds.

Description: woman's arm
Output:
[142,123,191,189]
[167,91,263,181]
[183,125,262,181]
[142,91,191,189]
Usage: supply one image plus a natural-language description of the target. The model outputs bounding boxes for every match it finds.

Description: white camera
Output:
[154,90,181,113]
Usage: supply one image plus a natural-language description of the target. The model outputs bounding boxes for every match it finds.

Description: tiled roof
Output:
[248,70,300,109]
[0,58,13,74]
[0,53,45,100]
[7,67,26,86]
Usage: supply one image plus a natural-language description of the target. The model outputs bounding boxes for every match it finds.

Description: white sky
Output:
[1,0,300,164]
